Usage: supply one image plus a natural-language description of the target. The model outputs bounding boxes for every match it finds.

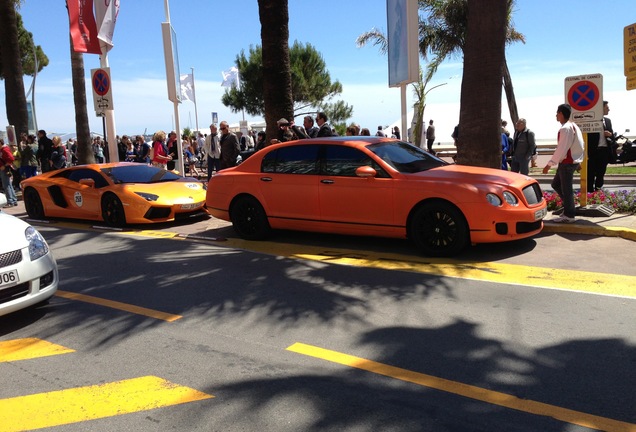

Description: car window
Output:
[368,141,447,173]
[261,145,320,174]
[66,168,109,188]
[322,145,390,178]
[102,165,181,183]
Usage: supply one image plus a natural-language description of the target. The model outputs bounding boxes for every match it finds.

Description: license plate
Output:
[535,207,547,220]
[180,202,202,210]
[0,269,19,287]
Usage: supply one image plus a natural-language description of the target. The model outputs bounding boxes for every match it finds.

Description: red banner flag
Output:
[67,0,102,54]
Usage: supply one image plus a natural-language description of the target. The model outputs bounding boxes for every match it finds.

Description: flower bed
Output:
[543,190,636,214]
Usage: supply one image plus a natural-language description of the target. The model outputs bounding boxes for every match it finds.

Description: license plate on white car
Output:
[535,207,547,220]
[0,269,19,287]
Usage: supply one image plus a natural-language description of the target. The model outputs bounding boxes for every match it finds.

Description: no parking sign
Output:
[564,74,603,133]
[91,67,114,113]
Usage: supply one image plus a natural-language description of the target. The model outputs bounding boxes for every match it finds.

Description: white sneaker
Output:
[552,215,576,224]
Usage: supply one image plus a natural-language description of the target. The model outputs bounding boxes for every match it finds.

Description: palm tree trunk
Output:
[502,59,519,124]
[0,0,28,135]
[69,36,95,164]
[257,0,293,144]
[457,0,507,168]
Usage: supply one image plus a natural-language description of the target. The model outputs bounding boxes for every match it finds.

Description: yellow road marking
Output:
[50,223,636,299]
[0,338,74,363]
[217,239,636,299]
[287,343,636,432]
[56,290,182,322]
[0,375,213,432]
[119,229,182,239]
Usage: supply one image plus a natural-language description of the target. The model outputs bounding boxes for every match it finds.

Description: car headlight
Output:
[25,226,49,261]
[503,191,519,206]
[486,193,502,206]
[135,192,159,201]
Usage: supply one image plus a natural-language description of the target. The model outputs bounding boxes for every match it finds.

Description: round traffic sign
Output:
[567,80,599,111]
[92,69,110,96]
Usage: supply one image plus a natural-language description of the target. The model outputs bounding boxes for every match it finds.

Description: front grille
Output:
[516,220,542,234]
[144,207,172,219]
[523,183,543,205]
[0,282,29,305]
[0,250,22,270]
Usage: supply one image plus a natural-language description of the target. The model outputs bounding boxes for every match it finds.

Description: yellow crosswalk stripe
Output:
[0,338,74,363]
[287,342,636,432]
[0,375,213,432]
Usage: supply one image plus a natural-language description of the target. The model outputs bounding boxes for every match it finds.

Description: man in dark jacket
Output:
[510,118,536,175]
[316,112,333,137]
[587,101,614,192]
[219,121,240,170]
[36,130,53,173]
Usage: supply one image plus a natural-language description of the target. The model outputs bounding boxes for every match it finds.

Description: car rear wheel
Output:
[230,196,271,240]
[24,188,45,219]
[408,201,468,257]
[101,193,126,227]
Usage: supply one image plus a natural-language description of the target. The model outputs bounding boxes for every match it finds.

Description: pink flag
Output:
[66,0,102,54]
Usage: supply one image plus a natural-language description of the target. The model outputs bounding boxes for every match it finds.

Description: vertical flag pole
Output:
[191,67,199,132]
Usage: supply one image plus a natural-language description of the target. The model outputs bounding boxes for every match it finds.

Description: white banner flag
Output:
[221,67,239,88]
[180,73,195,102]
[95,0,120,51]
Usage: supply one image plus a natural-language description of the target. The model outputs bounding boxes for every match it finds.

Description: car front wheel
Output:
[101,193,126,227]
[230,196,271,240]
[408,201,468,257]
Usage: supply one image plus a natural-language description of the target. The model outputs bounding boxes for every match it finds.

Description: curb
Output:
[542,222,636,242]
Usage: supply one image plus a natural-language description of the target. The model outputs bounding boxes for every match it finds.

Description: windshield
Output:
[101,165,181,184]
[367,141,448,173]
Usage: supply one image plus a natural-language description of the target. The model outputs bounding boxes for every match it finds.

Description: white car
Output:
[0,193,58,317]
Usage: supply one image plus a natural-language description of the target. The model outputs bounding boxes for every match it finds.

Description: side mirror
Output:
[355,166,377,178]
[79,178,95,188]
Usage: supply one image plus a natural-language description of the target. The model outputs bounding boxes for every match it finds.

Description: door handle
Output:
[260,177,273,182]
[320,179,334,184]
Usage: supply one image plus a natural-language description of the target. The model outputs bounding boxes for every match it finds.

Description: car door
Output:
[61,168,108,218]
[257,144,321,226]
[318,145,395,229]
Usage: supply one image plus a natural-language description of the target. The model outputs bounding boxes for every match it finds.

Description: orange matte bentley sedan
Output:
[21,163,207,227]
[206,137,547,256]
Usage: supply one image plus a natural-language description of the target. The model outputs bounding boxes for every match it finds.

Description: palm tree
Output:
[357,0,524,128]
[457,0,507,168]
[69,36,95,164]
[0,0,28,134]
[355,30,440,148]
[257,0,294,144]
[417,0,524,124]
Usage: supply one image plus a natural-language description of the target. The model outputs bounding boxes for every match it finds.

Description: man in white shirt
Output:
[542,104,584,223]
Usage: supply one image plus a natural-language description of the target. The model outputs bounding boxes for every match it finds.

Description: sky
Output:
[1,0,635,143]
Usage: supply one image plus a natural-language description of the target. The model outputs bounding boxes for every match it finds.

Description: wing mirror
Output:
[355,166,377,178]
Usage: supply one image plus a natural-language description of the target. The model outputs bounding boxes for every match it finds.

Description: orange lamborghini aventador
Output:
[21,163,207,226]
[205,137,547,257]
